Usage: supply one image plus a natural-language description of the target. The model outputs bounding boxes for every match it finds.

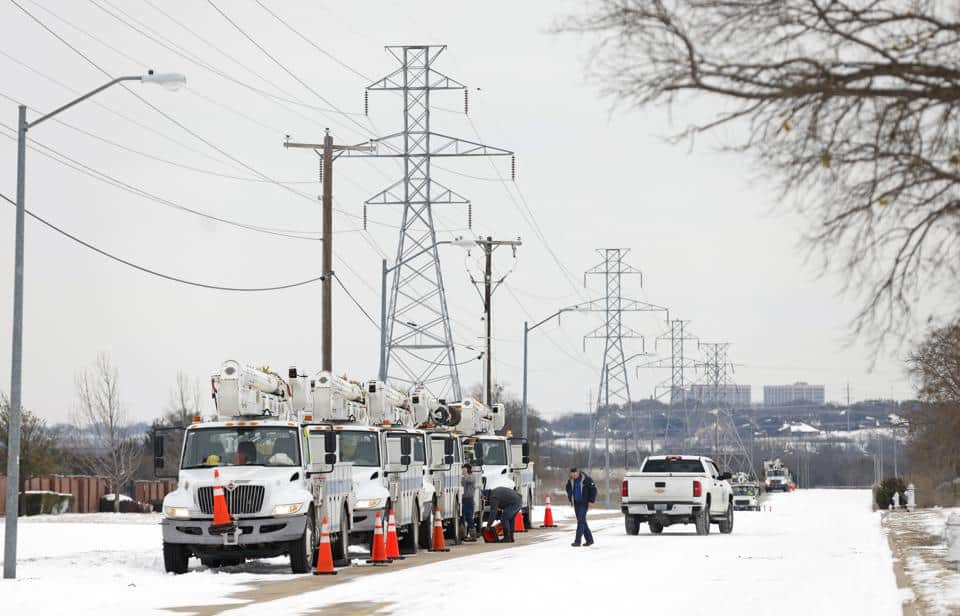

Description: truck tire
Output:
[401,502,421,555]
[163,542,189,574]
[648,519,664,534]
[522,490,534,529]
[332,505,351,568]
[419,501,433,550]
[718,501,734,534]
[695,507,710,535]
[624,514,640,535]
[447,503,463,545]
[289,508,316,574]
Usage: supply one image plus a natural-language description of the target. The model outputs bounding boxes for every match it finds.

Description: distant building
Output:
[763,382,825,407]
[686,384,752,407]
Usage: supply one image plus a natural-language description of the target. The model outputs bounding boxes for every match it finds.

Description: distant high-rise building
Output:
[687,384,752,407]
[763,382,825,406]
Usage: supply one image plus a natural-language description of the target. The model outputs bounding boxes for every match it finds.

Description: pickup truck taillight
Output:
[621,480,628,497]
[693,480,702,498]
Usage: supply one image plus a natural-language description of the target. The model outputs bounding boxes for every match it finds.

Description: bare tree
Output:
[561,1,960,344]
[164,370,203,427]
[73,354,143,513]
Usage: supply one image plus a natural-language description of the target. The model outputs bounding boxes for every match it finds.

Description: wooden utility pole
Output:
[284,131,373,372]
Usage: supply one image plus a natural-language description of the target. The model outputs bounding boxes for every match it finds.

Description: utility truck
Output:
[156,361,353,574]
[621,455,734,535]
[431,398,535,529]
[730,472,761,511]
[291,371,432,554]
[763,459,793,492]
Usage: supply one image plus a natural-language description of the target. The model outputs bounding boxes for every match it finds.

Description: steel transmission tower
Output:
[343,45,512,399]
[636,319,700,448]
[581,249,668,490]
[697,342,757,478]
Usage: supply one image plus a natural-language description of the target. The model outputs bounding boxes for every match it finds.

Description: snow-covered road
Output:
[0,490,906,615]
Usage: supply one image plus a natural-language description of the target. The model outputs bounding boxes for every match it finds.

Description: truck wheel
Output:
[401,502,420,555]
[694,507,710,535]
[648,520,664,534]
[289,508,316,574]
[448,503,463,545]
[719,502,734,534]
[419,501,434,550]
[624,514,640,535]
[332,505,351,568]
[163,542,189,574]
[522,490,534,529]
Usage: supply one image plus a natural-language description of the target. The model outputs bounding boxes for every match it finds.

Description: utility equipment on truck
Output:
[763,459,793,492]
[621,455,734,536]
[156,361,353,574]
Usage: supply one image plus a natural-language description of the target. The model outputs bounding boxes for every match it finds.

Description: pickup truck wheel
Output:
[648,520,664,534]
[694,507,710,535]
[163,542,189,574]
[289,508,316,574]
[718,502,734,534]
[401,502,420,555]
[624,514,640,535]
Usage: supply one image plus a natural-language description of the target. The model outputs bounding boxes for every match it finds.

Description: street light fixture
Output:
[4,70,185,580]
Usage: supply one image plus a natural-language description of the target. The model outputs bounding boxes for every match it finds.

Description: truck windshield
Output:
[732,485,757,496]
[181,427,300,469]
[768,470,785,477]
[475,440,507,466]
[338,431,380,467]
[641,458,705,473]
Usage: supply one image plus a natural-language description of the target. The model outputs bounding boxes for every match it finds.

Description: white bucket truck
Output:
[431,398,535,529]
[296,371,426,554]
[156,361,353,574]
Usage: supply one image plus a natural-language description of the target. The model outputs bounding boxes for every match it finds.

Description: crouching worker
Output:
[484,486,522,543]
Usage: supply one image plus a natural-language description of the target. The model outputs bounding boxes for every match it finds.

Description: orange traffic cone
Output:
[211,468,234,532]
[514,507,527,533]
[385,509,404,560]
[540,494,557,528]
[428,506,449,552]
[367,511,390,565]
[313,516,337,575]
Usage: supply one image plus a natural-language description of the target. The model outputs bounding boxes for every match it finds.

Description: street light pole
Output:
[3,71,185,580]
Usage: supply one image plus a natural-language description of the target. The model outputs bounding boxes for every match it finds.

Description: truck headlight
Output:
[165,506,190,519]
[357,498,386,510]
[272,503,305,516]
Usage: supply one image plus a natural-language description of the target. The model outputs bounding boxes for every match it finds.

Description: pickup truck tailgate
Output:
[624,473,701,503]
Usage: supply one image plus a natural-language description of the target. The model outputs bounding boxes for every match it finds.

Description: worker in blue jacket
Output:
[565,467,597,547]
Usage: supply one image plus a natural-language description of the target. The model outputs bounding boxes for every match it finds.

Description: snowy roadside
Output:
[885,507,960,615]
[0,513,294,615]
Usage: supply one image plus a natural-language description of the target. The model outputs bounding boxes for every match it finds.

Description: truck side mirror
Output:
[444,439,454,455]
[443,454,454,465]
[400,454,411,466]
[400,435,412,456]
[521,442,530,466]
[719,472,732,481]
[154,436,164,458]
[324,452,336,465]
[323,431,336,453]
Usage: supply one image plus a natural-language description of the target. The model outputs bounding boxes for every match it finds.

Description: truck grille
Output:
[197,485,265,515]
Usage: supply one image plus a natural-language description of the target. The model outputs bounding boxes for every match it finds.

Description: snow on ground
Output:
[0,492,904,615]
[0,513,293,615]
[218,490,901,616]
[885,506,960,615]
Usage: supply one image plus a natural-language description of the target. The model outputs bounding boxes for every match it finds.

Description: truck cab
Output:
[335,424,424,553]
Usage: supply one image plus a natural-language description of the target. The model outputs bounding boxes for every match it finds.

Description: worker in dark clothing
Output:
[565,467,597,547]
[483,486,523,543]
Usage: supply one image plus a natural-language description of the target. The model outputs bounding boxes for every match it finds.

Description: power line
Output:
[0,192,324,292]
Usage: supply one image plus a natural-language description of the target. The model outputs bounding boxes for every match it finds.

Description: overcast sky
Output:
[0,0,916,424]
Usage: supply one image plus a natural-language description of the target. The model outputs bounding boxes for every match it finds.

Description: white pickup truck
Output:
[621,455,734,535]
